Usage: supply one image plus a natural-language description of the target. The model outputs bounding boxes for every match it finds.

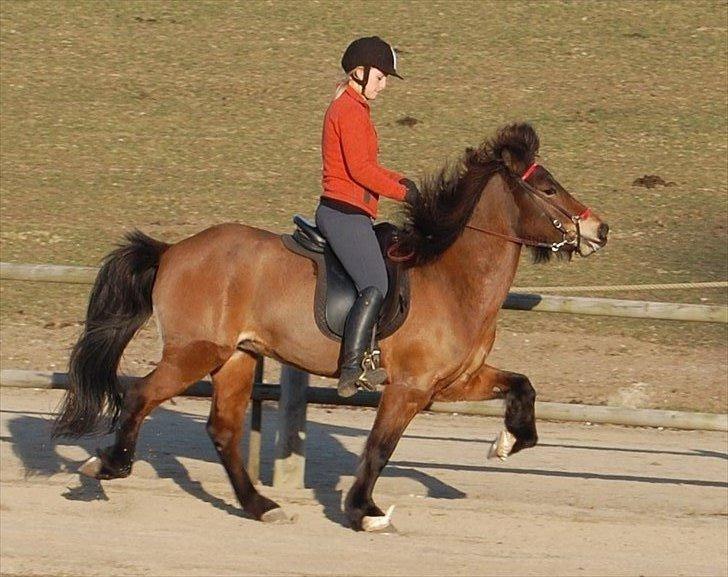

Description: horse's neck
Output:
[426,175,522,328]
[437,230,521,312]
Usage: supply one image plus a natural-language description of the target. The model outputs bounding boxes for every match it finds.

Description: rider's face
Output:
[351,66,387,100]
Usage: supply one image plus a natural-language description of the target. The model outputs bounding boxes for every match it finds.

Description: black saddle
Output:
[280,215,411,342]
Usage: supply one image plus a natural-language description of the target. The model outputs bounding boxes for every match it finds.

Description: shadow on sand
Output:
[3,402,726,527]
[2,403,466,525]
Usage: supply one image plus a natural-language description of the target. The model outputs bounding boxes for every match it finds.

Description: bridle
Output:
[465,162,592,253]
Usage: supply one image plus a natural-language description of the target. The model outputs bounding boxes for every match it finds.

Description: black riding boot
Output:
[337,286,388,397]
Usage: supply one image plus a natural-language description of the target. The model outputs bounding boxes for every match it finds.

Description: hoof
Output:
[260,507,296,524]
[78,456,103,478]
[488,430,516,461]
[361,505,396,533]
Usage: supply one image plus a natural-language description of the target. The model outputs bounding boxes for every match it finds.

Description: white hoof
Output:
[361,505,395,532]
[261,507,296,524]
[78,456,102,478]
[488,430,516,461]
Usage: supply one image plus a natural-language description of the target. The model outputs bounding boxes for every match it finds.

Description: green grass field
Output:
[1,0,726,347]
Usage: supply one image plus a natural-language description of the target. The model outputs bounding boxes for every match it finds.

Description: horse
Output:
[52,123,609,532]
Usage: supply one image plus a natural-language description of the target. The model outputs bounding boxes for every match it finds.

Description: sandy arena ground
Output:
[1,387,726,577]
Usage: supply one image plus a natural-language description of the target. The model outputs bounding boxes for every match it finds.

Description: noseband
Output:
[465,163,591,252]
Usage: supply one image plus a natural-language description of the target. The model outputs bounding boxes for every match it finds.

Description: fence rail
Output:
[2,369,725,432]
[1,262,97,284]
[515,280,728,292]
[2,262,726,323]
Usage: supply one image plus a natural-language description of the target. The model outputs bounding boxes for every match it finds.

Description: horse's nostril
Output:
[598,223,609,241]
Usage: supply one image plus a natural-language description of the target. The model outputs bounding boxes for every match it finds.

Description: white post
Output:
[273,365,309,489]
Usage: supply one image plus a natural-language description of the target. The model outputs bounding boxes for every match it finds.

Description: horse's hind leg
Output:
[81,341,231,480]
[345,384,431,531]
[433,364,538,459]
[206,351,288,523]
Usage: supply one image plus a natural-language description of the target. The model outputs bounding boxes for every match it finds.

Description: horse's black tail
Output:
[52,230,169,438]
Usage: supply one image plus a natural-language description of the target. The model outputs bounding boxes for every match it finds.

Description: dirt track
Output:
[1,387,726,577]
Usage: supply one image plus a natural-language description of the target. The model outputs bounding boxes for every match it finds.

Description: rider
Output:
[316,36,419,398]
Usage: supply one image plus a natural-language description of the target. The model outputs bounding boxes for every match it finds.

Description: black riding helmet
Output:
[341,36,403,97]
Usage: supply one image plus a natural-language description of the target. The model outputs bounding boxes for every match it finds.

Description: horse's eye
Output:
[544,187,557,196]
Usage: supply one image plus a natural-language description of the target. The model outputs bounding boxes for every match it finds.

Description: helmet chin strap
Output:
[350,65,372,99]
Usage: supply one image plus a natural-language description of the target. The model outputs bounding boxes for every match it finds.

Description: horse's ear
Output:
[501,148,520,173]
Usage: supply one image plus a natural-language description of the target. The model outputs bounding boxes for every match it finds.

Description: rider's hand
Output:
[400,178,420,205]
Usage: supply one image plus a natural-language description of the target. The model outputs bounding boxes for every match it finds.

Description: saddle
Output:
[280,215,411,342]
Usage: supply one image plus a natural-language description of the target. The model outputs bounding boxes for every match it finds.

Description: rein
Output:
[465,163,591,253]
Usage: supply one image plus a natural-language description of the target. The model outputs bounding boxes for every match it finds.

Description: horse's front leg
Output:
[433,364,538,458]
[345,383,431,532]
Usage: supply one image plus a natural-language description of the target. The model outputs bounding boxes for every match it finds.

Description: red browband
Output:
[521,163,539,181]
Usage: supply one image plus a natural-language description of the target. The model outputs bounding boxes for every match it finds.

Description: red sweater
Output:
[321,85,407,218]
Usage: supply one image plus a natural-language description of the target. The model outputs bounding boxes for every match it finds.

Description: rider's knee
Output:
[359,285,385,306]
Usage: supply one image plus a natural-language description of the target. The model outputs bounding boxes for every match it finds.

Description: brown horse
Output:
[53,123,608,531]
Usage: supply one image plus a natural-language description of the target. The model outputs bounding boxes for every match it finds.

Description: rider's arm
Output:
[337,111,407,202]
[379,166,405,183]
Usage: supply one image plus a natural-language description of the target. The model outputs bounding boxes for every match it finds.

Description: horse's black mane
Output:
[396,122,550,267]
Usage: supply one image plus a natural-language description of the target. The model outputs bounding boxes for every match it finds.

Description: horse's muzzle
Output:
[578,218,609,257]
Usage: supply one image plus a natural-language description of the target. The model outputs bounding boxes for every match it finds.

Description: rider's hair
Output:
[333,67,366,101]
[333,74,350,100]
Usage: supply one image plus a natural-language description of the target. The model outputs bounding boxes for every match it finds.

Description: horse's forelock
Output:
[482,123,540,168]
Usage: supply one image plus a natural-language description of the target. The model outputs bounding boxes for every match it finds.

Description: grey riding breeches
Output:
[315,199,388,297]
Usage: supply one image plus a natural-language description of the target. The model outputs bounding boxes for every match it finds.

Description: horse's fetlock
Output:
[95,448,134,479]
[248,494,281,520]
[344,489,367,513]
[512,432,538,454]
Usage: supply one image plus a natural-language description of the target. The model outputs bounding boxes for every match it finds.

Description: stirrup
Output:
[359,349,388,389]
[362,348,381,372]
[338,348,388,397]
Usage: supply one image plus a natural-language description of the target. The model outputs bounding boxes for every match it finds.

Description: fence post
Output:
[273,365,309,489]
[246,356,265,485]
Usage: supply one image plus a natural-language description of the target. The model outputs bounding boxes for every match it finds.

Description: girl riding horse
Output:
[52,92,609,532]
[316,36,420,397]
